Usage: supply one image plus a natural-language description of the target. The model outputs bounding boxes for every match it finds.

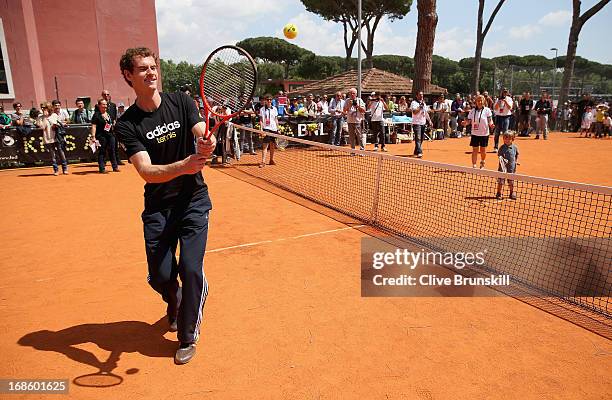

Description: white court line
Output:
[207,225,365,254]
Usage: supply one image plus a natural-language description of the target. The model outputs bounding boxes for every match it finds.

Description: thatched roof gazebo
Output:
[287,68,447,99]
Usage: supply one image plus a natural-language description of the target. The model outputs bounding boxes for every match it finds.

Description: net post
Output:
[370,154,383,224]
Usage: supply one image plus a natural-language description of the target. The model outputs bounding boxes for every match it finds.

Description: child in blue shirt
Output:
[496,131,519,200]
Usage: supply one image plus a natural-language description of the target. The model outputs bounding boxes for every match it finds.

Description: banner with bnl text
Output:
[361,237,511,297]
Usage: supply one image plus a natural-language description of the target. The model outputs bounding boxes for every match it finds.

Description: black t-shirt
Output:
[238,108,254,124]
[91,111,115,137]
[115,92,211,212]
[519,98,533,115]
[534,99,552,115]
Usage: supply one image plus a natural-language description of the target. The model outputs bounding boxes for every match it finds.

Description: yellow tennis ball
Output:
[283,23,298,40]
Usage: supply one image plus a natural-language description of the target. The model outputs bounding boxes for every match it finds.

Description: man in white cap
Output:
[117,102,126,119]
[368,92,388,151]
[343,88,366,152]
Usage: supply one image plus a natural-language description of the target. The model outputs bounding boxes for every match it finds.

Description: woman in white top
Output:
[259,95,279,167]
[463,95,494,168]
[38,102,69,175]
[580,106,593,137]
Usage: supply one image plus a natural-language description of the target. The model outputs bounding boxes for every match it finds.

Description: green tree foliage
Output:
[558,55,592,71]
[257,63,285,80]
[295,54,343,79]
[161,46,610,99]
[236,37,312,78]
[159,59,200,94]
[490,55,524,67]
[372,55,414,76]
[520,55,551,67]
[459,57,494,73]
[447,71,471,95]
[431,55,459,91]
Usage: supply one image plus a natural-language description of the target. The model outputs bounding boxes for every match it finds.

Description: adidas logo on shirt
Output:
[146,121,181,140]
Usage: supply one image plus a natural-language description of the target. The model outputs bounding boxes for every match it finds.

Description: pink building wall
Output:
[1,0,161,110]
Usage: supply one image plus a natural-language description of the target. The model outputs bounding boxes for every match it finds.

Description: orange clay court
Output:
[0,132,610,399]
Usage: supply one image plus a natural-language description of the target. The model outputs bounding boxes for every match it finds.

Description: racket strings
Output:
[203,48,256,112]
[205,72,253,110]
[209,59,255,81]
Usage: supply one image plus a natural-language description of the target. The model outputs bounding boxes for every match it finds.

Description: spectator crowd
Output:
[2,86,610,175]
[1,90,127,174]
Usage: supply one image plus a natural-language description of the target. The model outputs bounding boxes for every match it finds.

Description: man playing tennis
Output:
[115,47,216,365]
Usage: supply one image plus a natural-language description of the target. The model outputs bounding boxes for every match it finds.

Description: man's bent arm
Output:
[130,151,193,184]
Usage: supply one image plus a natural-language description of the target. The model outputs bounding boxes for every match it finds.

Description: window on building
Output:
[0,18,15,98]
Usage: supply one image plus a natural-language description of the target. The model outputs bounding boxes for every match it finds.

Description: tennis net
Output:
[227,125,612,317]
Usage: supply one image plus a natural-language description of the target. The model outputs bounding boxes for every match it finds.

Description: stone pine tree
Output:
[301,0,412,70]
[412,0,438,95]
[558,0,610,105]
[471,0,506,93]
[236,37,312,79]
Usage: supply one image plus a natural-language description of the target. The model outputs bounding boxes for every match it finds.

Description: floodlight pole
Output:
[551,47,558,101]
[357,0,362,99]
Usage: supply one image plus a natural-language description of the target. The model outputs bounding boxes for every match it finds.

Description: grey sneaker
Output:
[174,343,197,365]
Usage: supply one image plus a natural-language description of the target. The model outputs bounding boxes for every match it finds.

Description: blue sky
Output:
[156,0,611,65]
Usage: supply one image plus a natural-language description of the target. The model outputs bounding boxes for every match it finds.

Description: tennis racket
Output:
[199,45,257,140]
[499,155,508,173]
